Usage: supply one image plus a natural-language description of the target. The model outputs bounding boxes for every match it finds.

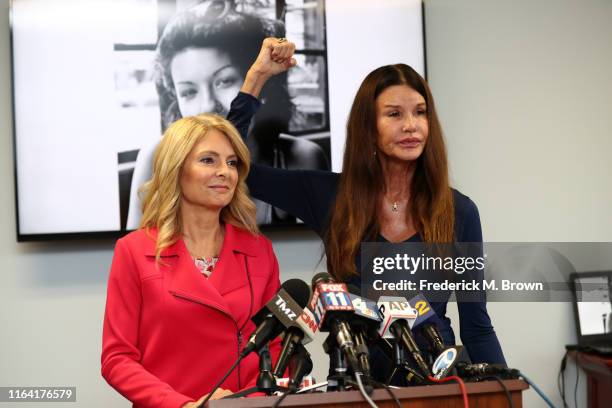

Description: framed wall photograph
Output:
[11,0,425,240]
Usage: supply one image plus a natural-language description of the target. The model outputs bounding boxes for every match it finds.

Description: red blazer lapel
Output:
[207,223,261,327]
[143,224,261,325]
[143,230,233,317]
[208,223,258,296]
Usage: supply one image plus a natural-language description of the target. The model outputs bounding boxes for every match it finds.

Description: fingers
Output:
[248,37,297,83]
[283,57,297,69]
[193,394,207,406]
[269,38,296,65]
[180,395,203,408]
[210,388,233,400]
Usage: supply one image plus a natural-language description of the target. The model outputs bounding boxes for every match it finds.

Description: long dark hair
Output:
[324,64,455,281]
[155,4,292,139]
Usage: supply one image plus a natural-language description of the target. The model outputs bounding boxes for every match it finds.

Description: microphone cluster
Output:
[201,273,518,406]
[241,278,317,391]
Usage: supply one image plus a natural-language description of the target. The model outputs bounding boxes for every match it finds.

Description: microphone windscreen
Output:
[311,272,334,288]
[281,279,311,309]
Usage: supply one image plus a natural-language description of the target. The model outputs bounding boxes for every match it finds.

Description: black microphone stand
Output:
[223,345,289,399]
[386,340,428,386]
[256,345,277,393]
[323,333,377,396]
[270,345,313,408]
[353,329,372,377]
[323,334,351,391]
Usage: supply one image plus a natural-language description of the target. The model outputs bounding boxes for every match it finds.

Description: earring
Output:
[373,149,377,157]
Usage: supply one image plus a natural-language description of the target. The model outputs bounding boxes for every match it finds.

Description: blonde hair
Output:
[139,114,259,263]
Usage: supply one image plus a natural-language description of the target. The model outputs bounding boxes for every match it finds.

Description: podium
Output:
[569,351,612,408]
[208,379,529,408]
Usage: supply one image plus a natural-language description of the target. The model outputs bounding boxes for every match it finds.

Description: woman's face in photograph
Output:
[171,47,242,117]
[375,84,429,163]
[180,129,239,211]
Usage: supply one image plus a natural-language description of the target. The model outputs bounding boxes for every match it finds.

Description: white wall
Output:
[1,0,611,407]
[425,0,612,407]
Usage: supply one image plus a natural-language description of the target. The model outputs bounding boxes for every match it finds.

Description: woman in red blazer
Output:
[101,111,287,407]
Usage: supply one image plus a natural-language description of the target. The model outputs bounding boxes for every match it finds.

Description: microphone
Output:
[377,296,431,377]
[346,284,384,377]
[241,279,311,358]
[255,345,276,392]
[431,346,462,380]
[272,306,318,378]
[199,281,309,407]
[408,294,446,355]
[346,285,384,334]
[309,272,361,373]
[420,324,445,355]
[287,343,313,390]
[455,362,519,379]
[376,296,417,338]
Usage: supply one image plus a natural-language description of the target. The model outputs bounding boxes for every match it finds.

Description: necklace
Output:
[392,202,399,212]
[183,225,224,260]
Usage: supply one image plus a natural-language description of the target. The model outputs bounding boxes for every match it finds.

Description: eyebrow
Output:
[175,65,236,86]
[196,150,237,159]
[382,103,427,109]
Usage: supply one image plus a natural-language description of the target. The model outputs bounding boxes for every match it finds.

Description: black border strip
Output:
[9,0,22,242]
[422,0,428,80]
[14,223,308,243]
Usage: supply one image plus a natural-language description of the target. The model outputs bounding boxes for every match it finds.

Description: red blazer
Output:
[101,223,281,408]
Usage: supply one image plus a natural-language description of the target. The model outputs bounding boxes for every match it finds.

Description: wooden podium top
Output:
[208,379,529,408]
[569,350,612,376]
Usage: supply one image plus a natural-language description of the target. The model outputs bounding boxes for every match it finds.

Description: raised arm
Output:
[226,39,338,235]
[241,37,296,99]
[227,38,296,142]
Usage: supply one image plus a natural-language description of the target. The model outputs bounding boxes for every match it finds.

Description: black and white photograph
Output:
[116,0,331,229]
[12,0,425,238]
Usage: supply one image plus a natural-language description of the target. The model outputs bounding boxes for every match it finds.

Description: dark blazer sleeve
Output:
[455,196,507,365]
[227,92,261,142]
[247,165,338,237]
[227,92,338,237]
[101,239,193,408]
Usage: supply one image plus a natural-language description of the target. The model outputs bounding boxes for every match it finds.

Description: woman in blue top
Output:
[228,38,505,373]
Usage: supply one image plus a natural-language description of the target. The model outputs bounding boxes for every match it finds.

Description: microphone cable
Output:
[427,375,469,408]
[371,380,402,408]
[355,372,378,408]
[272,379,401,408]
[271,388,292,408]
[198,357,244,408]
[557,351,569,408]
[573,364,579,408]
[518,371,556,408]
[482,375,514,408]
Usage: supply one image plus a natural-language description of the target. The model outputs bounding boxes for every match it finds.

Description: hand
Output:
[241,37,297,97]
[251,37,297,78]
[182,389,234,408]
